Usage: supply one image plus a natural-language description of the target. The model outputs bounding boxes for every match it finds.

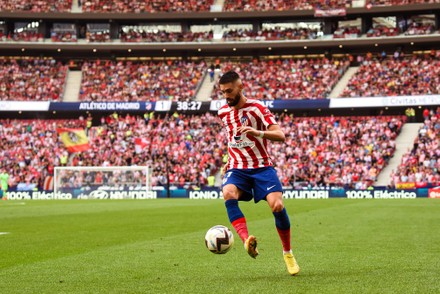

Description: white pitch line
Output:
[0,232,10,235]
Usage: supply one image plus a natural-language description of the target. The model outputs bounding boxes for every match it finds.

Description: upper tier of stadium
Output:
[1,16,438,43]
[0,0,439,13]
[0,1,438,61]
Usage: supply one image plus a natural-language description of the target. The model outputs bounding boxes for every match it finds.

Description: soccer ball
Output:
[205,225,234,254]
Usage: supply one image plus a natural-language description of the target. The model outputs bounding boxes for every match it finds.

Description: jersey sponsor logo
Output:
[228,141,255,148]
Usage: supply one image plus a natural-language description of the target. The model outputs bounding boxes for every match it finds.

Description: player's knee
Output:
[271,200,284,212]
[222,185,239,201]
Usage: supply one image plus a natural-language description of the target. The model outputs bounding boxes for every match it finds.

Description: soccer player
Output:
[0,168,9,200]
[217,70,300,276]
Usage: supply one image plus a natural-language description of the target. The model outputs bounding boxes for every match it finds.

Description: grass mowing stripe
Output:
[0,200,228,270]
[0,199,217,219]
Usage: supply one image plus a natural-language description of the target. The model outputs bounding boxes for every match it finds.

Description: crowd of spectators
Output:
[0,119,83,192]
[333,26,362,38]
[50,31,77,42]
[86,31,111,42]
[390,108,440,187]
[366,25,399,37]
[0,113,405,191]
[223,0,437,11]
[10,31,44,42]
[0,58,67,101]
[404,22,436,35]
[0,0,72,12]
[273,114,405,189]
[0,0,437,14]
[120,29,213,42]
[81,0,213,12]
[223,0,351,11]
[85,113,222,188]
[340,52,440,97]
[212,58,349,100]
[0,113,224,190]
[80,60,206,101]
[367,0,440,6]
[223,27,320,41]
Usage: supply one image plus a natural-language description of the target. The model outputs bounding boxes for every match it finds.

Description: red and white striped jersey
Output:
[218,99,278,170]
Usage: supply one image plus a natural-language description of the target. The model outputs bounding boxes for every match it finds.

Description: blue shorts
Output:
[222,166,283,203]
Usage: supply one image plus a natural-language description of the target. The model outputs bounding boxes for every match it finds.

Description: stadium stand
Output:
[87,31,111,43]
[11,31,44,42]
[81,0,214,12]
[0,113,222,189]
[79,60,206,102]
[366,25,399,37]
[273,114,405,189]
[0,0,72,12]
[2,53,439,103]
[0,58,68,101]
[211,58,350,100]
[391,108,440,187]
[0,113,406,190]
[368,0,440,6]
[404,22,436,35]
[0,119,84,191]
[2,0,435,13]
[222,27,320,41]
[333,26,362,38]
[340,52,440,97]
[120,30,213,43]
[223,0,351,11]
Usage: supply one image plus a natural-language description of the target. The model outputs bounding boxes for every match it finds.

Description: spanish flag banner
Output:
[134,137,149,154]
[57,128,90,152]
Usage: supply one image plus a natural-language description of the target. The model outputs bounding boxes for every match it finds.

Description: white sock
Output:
[283,250,292,255]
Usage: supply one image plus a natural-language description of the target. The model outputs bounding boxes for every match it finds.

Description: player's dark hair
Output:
[219,71,240,85]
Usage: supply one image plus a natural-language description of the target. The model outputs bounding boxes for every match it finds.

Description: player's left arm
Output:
[237,124,285,142]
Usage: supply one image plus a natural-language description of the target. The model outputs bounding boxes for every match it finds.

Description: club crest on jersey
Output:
[233,116,249,142]
[229,115,255,148]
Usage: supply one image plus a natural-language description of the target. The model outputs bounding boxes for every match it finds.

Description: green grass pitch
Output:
[0,199,439,293]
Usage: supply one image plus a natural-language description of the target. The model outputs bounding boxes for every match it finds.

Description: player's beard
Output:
[226,93,241,107]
